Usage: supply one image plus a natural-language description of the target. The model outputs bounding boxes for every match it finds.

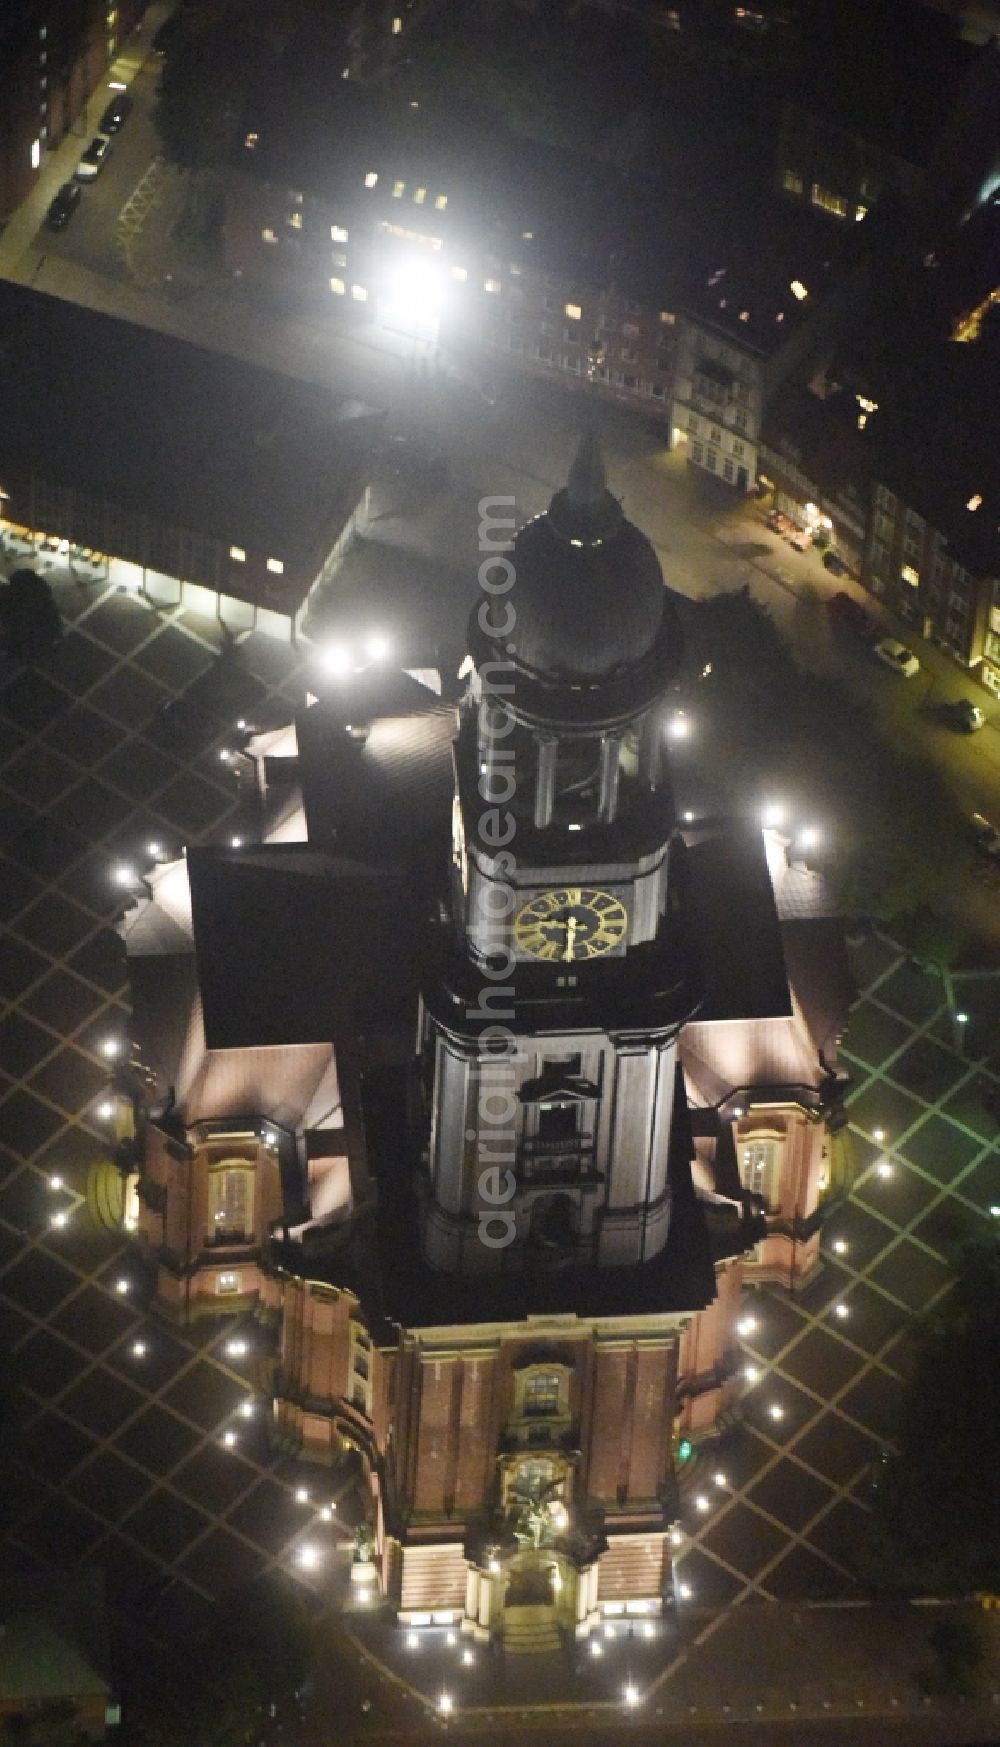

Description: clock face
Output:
[514,887,628,962]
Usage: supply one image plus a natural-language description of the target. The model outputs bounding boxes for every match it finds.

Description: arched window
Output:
[523,1371,560,1417]
[740,1137,783,1211]
[207,1162,255,1244]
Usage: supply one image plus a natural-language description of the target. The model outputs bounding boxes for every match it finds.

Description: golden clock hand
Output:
[563,915,578,961]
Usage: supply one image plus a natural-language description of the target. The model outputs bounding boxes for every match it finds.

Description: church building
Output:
[120,434,851,1646]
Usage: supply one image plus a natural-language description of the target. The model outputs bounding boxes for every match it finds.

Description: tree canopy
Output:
[0,570,62,665]
[689,588,966,939]
[124,1576,316,1747]
[864,1235,1000,1596]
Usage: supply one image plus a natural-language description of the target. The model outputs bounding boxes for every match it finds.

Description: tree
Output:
[155,8,278,242]
[2,1700,82,1747]
[124,1575,316,1747]
[920,1613,986,1700]
[863,1235,1000,1597]
[689,588,966,926]
[0,570,62,664]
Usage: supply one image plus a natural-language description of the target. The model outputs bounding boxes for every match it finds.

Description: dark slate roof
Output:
[185,846,417,1051]
[781,917,856,1060]
[0,281,381,563]
[505,436,669,679]
[791,0,975,165]
[762,379,872,499]
[842,198,1000,573]
[683,826,791,1022]
[296,673,455,856]
[129,951,201,1096]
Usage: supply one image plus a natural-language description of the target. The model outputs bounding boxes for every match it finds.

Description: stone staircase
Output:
[502,1604,562,1654]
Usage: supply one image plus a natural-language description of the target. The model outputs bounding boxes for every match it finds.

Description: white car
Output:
[874,638,920,678]
[74,135,111,181]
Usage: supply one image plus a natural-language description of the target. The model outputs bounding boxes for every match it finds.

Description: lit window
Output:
[332,250,346,268]
[414,187,426,204]
[261,228,277,245]
[790,279,808,301]
[207,1165,254,1243]
[290,190,303,205]
[451,264,467,281]
[217,1271,241,1295]
[782,168,804,195]
[364,171,378,188]
[288,211,303,230]
[523,1372,561,1416]
[855,204,868,222]
[392,180,405,198]
[330,276,345,295]
[392,14,402,31]
[229,546,246,563]
[967,494,982,511]
[351,284,368,302]
[810,183,848,218]
[31,138,41,170]
[434,193,448,210]
[484,278,501,294]
[331,224,348,242]
[267,558,284,574]
[564,301,582,320]
[245,131,258,150]
[659,310,675,324]
[901,565,919,587]
[741,1138,782,1208]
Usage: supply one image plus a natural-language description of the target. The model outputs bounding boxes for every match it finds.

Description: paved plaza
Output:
[1,568,999,1733]
[0,563,354,1641]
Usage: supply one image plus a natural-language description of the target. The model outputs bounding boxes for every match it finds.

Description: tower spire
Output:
[548,426,622,546]
[567,427,607,511]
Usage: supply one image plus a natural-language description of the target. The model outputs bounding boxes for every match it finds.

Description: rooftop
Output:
[238,78,856,338]
[790,0,976,164]
[0,281,381,566]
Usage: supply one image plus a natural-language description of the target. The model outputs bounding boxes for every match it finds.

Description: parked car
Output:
[46,181,81,229]
[827,591,871,636]
[100,92,132,133]
[822,550,850,577]
[74,136,111,181]
[874,638,920,678]
[969,813,1000,861]
[943,698,986,733]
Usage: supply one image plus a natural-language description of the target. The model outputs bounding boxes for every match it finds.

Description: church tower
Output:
[419,432,701,1274]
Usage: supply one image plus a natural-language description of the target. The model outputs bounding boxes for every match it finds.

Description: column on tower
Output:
[534,735,558,828]
[597,733,622,823]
